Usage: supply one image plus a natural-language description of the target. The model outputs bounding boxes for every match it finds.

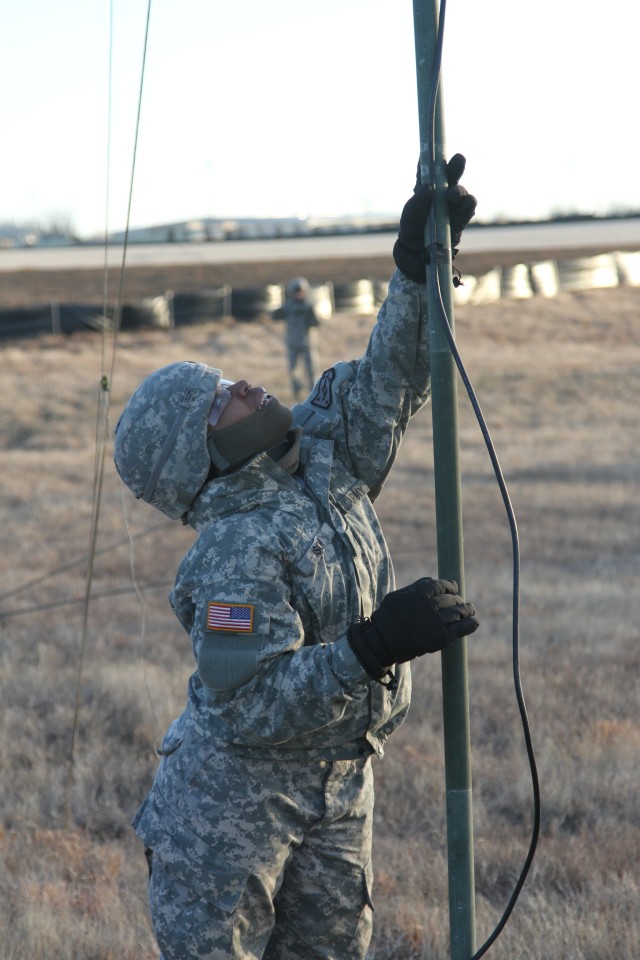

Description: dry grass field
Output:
[0,256,638,959]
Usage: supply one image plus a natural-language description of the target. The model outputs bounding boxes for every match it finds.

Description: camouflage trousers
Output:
[138,746,375,959]
[286,342,316,399]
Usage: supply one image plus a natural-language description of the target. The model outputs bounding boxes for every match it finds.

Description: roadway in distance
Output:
[1,218,639,271]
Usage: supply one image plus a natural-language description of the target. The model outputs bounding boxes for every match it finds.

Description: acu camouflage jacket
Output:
[169,270,430,761]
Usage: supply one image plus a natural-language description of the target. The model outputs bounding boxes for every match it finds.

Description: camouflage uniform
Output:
[132,270,430,959]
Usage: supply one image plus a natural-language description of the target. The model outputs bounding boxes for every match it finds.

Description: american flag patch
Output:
[207,601,254,633]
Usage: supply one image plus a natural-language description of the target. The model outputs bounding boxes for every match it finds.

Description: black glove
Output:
[348,578,479,683]
[445,154,477,252]
[393,154,477,283]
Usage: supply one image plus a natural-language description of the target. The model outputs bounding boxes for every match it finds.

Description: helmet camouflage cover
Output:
[113,361,221,521]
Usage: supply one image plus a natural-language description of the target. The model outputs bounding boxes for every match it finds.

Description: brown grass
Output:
[0,269,638,959]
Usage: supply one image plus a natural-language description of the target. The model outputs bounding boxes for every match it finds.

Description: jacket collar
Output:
[186,449,302,531]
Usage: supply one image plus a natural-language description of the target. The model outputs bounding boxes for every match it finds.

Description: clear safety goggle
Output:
[207,379,234,428]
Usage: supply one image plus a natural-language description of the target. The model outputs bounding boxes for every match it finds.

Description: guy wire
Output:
[64,0,155,826]
[0,519,171,607]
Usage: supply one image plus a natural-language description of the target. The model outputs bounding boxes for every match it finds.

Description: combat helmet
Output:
[113,361,220,521]
[287,276,310,297]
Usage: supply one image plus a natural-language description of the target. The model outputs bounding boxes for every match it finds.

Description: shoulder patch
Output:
[310,368,335,409]
[207,601,254,633]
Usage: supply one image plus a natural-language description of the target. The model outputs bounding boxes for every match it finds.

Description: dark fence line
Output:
[1,252,639,341]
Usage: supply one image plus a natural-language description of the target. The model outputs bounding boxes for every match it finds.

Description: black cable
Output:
[424,2,541,957]
[431,263,541,959]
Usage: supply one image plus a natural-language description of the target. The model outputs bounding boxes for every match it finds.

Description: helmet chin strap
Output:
[206,397,293,473]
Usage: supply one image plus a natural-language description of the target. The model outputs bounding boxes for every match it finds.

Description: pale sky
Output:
[2,0,638,239]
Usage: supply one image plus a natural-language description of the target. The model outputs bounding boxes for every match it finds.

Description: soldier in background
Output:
[283,276,319,400]
[113,158,477,960]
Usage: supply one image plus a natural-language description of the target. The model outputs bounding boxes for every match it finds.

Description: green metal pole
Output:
[411,2,476,958]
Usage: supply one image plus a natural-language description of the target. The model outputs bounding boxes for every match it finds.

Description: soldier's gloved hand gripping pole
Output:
[348,161,479,686]
[348,578,479,685]
[392,154,477,285]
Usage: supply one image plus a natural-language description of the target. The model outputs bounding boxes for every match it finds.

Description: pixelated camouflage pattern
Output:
[132,269,430,958]
[113,361,221,521]
[138,746,374,959]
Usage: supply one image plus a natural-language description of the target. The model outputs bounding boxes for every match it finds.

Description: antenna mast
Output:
[412,2,476,956]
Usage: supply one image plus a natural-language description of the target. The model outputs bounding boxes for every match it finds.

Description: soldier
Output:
[282,276,319,401]
[114,158,478,960]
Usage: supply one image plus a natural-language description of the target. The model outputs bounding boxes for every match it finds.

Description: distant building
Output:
[109,216,312,244]
[0,223,77,248]
[107,213,398,245]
